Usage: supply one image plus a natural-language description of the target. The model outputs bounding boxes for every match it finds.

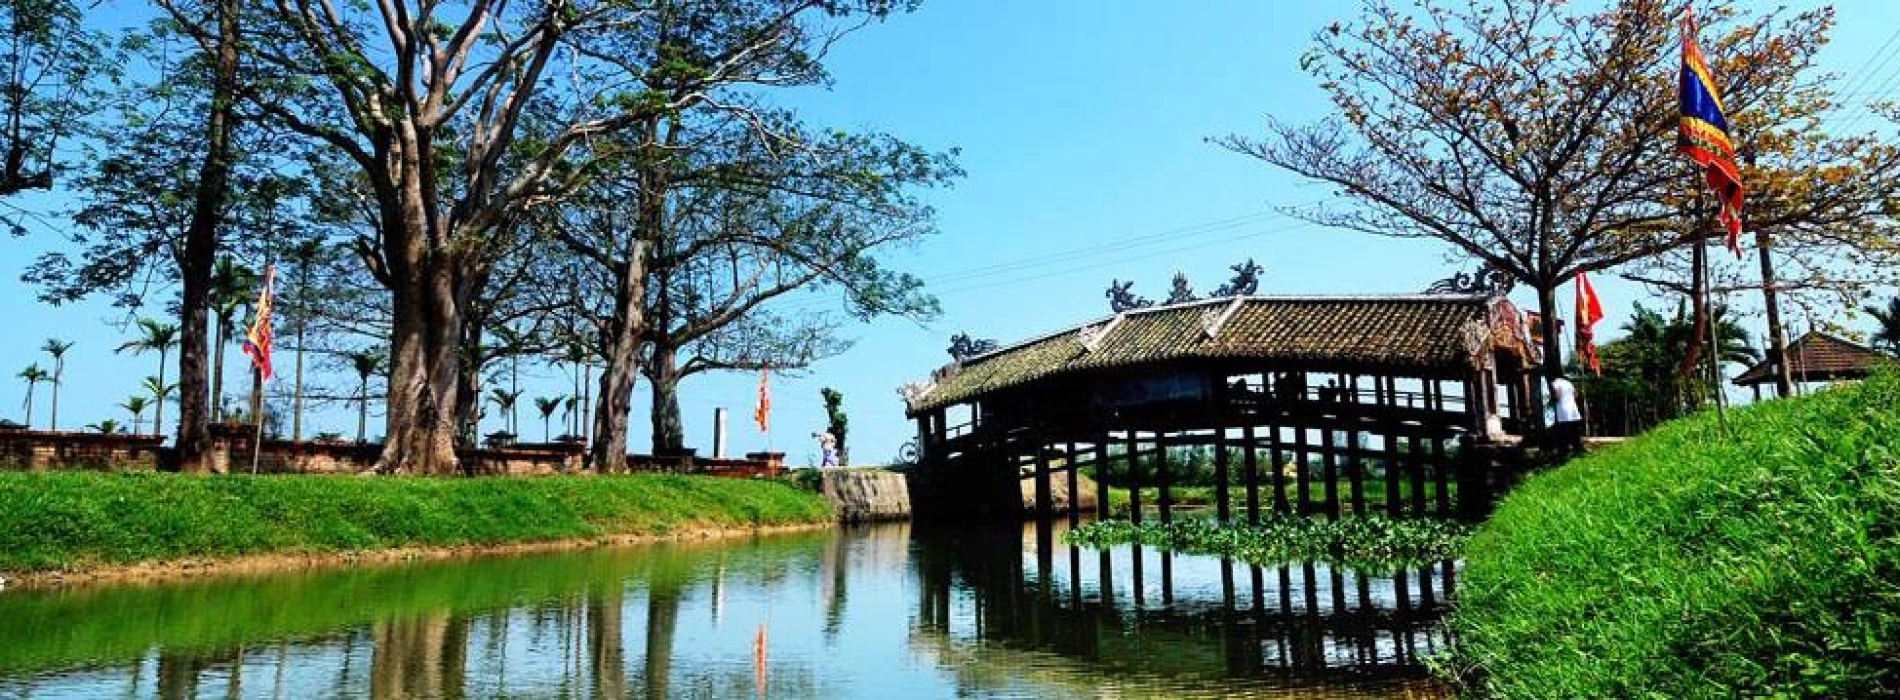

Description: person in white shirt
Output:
[1546,375,1584,457]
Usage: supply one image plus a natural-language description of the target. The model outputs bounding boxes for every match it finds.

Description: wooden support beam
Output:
[1157,432,1174,525]
[1294,423,1311,516]
[1243,423,1260,525]
[1407,433,1427,517]
[1346,376,1365,516]
[1066,441,1080,527]
[1432,434,1451,516]
[1383,377,1403,518]
[1127,432,1143,526]
[1321,423,1340,521]
[1215,427,1231,523]
[1270,423,1289,514]
[1034,435,1053,522]
[1095,438,1111,521]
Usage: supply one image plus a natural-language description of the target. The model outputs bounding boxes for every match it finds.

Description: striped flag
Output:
[1678,7,1745,256]
[241,264,276,380]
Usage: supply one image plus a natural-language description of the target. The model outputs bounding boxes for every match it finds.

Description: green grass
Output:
[1443,372,1900,698]
[1065,515,1468,571]
[0,471,833,574]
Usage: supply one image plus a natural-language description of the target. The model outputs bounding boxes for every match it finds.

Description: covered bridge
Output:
[901,294,1538,521]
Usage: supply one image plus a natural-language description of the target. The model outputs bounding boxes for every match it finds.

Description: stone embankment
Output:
[820,469,913,522]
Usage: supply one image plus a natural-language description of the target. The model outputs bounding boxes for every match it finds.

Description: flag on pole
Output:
[1678,7,1745,256]
[1575,271,1605,376]
[242,264,276,380]
[753,368,770,433]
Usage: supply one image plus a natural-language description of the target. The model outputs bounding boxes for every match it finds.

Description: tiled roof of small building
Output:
[905,294,1524,414]
[1733,332,1894,386]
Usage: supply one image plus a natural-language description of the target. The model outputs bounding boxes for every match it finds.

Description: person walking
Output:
[817,431,839,468]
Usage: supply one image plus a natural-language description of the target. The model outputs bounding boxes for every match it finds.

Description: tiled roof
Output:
[1733,332,1894,386]
[906,295,1524,414]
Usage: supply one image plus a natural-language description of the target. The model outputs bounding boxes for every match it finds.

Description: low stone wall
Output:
[820,469,912,523]
[0,430,165,471]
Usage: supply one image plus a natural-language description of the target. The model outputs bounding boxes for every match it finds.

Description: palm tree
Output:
[287,237,326,442]
[117,319,180,437]
[142,376,178,438]
[1866,296,1900,356]
[121,395,152,435]
[87,419,122,434]
[534,397,561,443]
[488,387,523,437]
[41,338,73,430]
[17,364,49,428]
[346,349,382,444]
[209,257,258,422]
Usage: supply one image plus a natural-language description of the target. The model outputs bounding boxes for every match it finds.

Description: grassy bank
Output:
[1445,373,1900,698]
[0,471,833,575]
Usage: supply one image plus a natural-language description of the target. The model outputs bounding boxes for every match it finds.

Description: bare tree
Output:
[1217,0,1838,376]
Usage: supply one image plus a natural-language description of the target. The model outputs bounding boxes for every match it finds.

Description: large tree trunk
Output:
[591,254,646,473]
[648,347,684,453]
[173,0,239,472]
[379,254,464,475]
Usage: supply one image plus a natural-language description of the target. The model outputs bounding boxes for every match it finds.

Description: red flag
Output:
[1678,7,1745,256]
[1575,271,1604,376]
[753,369,770,433]
[241,264,276,380]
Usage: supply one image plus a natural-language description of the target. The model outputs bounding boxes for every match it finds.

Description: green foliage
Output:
[0,472,833,574]
[820,387,847,462]
[1064,516,1467,572]
[1867,295,1900,356]
[1444,372,1900,698]
[1577,301,1757,436]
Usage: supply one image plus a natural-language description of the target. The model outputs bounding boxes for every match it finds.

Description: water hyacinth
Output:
[1063,515,1468,571]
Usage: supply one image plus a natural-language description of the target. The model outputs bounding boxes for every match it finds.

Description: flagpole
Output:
[251,365,264,474]
[1696,206,1731,436]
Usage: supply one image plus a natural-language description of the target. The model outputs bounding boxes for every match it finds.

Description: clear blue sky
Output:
[1,1,1895,464]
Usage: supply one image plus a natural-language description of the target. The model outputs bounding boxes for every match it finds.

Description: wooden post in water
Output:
[1270,424,1289,514]
[1384,378,1403,518]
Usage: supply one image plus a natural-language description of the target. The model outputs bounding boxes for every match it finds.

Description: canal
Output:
[0,522,1454,698]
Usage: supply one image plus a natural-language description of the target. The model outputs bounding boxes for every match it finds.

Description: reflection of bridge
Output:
[911,522,1458,689]
[903,295,1540,522]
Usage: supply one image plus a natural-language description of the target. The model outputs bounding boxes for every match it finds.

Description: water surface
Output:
[0,522,1454,698]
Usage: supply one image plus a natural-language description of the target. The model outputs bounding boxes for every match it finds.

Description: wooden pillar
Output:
[1094,438,1111,521]
[1127,432,1143,526]
[1034,435,1053,521]
[1214,427,1231,523]
[1383,377,1403,518]
[1432,433,1451,516]
[1345,375,1365,516]
[1270,424,1289,514]
[1407,434,1427,517]
[1065,441,1080,528]
[1320,420,1340,521]
[1157,431,1173,525]
[1293,422,1311,516]
[1242,424,1260,525]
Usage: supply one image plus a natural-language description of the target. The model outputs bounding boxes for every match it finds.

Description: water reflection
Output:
[0,523,1452,699]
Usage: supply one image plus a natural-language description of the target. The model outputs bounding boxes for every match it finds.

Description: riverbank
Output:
[0,471,834,586]
[1445,372,1900,697]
